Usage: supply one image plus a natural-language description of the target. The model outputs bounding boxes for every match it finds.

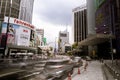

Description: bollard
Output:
[116,73,120,80]
[68,73,72,80]
[78,68,80,74]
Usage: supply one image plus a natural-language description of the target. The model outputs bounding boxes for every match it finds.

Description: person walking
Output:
[84,59,88,71]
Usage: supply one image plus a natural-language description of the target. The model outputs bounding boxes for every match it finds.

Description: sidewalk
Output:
[68,61,105,80]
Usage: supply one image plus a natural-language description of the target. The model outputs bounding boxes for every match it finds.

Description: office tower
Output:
[72,5,87,43]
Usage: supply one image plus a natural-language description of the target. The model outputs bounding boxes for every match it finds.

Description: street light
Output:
[109,2,115,65]
[4,0,12,57]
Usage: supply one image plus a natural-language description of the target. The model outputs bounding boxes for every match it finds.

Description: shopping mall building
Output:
[0,0,41,57]
[0,17,40,57]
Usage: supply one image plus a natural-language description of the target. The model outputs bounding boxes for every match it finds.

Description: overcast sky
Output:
[32,0,86,46]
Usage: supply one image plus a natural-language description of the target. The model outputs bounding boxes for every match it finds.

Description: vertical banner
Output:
[1,23,19,45]
[7,24,16,44]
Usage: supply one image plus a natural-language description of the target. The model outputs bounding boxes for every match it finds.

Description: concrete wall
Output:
[87,0,96,35]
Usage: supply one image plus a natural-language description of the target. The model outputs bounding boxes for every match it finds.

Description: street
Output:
[0,58,117,80]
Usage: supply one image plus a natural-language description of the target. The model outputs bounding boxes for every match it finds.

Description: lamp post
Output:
[4,0,12,57]
[0,0,3,15]
[109,1,115,65]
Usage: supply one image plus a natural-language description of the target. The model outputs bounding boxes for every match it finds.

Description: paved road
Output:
[65,61,105,80]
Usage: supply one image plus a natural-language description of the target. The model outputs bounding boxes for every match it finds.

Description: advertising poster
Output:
[30,30,35,47]
[1,23,19,45]
[1,22,31,47]
[17,26,30,46]
[7,24,17,44]
[1,17,35,47]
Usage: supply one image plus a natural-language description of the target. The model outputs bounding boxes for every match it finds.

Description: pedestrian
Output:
[84,60,88,71]
[115,59,118,65]
[101,58,104,63]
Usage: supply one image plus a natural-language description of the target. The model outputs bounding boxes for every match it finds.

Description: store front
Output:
[78,34,115,59]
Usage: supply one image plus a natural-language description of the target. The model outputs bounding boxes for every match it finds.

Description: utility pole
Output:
[4,0,12,57]
[109,1,115,65]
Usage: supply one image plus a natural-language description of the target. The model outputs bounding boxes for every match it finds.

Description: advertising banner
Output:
[17,26,30,46]
[1,22,31,47]
[1,23,19,45]
[0,17,35,47]
[4,17,35,30]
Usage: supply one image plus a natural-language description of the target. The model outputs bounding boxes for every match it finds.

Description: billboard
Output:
[0,17,35,47]
[17,25,31,46]
[1,23,31,46]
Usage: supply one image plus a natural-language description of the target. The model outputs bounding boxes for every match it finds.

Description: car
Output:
[85,56,92,61]
[71,56,83,67]
[39,59,74,80]
[81,56,92,61]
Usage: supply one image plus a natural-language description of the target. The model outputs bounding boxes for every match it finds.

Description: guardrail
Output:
[104,60,120,80]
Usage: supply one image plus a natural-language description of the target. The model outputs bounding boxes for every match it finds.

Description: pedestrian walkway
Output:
[69,61,105,80]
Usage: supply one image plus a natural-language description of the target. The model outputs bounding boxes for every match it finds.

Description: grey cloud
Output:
[33,0,86,25]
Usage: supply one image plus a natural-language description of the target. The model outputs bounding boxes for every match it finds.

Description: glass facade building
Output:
[95,0,120,58]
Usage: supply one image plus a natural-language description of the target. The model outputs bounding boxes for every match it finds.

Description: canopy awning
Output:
[78,34,115,46]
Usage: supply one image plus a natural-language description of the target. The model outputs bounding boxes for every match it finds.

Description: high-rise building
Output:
[0,0,35,56]
[72,4,88,56]
[78,0,120,58]
[19,0,34,23]
[0,0,34,23]
[36,29,44,46]
[0,0,21,21]
[95,0,120,58]
[72,5,87,43]
[58,30,69,53]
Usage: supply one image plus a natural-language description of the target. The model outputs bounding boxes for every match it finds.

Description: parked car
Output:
[86,56,92,61]
[71,56,83,67]
[39,59,74,80]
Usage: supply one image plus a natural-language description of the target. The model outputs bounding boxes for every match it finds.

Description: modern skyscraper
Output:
[72,4,88,56]
[95,0,120,58]
[0,0,34,23]
[19,0,34,23]
[72,4,87,43]
[79,0,120,58]
[0,0,21,21]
